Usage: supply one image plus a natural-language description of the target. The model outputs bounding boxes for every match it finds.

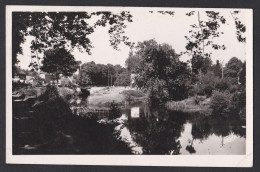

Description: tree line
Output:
[125,39,246,117]
[12,10,247,118]
[77,61,130,87]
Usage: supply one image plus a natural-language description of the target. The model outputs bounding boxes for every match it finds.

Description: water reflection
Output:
[131,106,140,118]
[121,101,246,155]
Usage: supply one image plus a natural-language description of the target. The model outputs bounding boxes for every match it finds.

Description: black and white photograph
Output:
[6,6,253,167]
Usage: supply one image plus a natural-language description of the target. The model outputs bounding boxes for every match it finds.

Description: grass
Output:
[87,87,146,108]
[121,90,146,97]
[15,87,46,98]
[57,87,74,98]
[166,96,211,114]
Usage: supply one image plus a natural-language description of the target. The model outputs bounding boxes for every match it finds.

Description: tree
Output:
[12,11,133,72]
[181,10,246,89]
[212,60,222,78]
[41,47,79,83]
[133,40,191,105]
[12,13,31,76]
[149,10,246,57]
[210,91,232,115]
[224,57,243,84]
[184,11,227,58]
[183,10,246,58]
[191,55,212,75]
[79,62,126,86]
[239,61,246,85]
[77,72,92,86]
[125,51,142,73]
[114,71,130,86]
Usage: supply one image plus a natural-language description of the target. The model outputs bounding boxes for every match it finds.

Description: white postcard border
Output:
[5,5,253,167]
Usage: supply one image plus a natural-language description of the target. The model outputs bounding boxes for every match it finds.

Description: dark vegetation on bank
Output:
[13,85,132,154]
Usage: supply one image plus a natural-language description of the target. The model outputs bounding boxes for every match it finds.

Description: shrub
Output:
[188,88,196,97]
[203,85,214,97]
[229,85,237,93]
[229,86,246,116]
[38,85,60,101]
[210,91,231,115]
[12,81,28,91]
[108,101,121,120]
[194,95,205,105]
[64,94,73,102]
[33,86,74,140]
[190,84,204,96]
[215,79,231,92]
[239,107,246,119]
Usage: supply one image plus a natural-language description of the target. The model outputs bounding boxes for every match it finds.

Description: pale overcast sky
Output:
[17,8,247,69]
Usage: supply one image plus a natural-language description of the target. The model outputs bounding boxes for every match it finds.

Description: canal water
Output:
[12,93,246,155]
[112,101,246,155]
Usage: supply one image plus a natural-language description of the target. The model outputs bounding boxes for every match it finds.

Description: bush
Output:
[12,81,28,91]
[33,86,74,140]
[38,85,60,101]
[210,91,231,115]
[194,95,204,105]
[64,94,73,102]
[215,79,231,92]
[230,86,246,116]
[189,84,204,96]
[229,85,237,93]
[203,85,214,97]
[239,107,246,119]
[108,101,121,120]
[188,88,196,97]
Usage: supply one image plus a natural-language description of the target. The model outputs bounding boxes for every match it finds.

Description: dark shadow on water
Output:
[13,86,132,154]
[12,86,246,154]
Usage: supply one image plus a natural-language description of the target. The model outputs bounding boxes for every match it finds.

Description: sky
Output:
[17,8,247,69]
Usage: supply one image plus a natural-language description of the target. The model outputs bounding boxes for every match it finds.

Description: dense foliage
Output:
[41,47,79,82]
[210,91,232,115]
[12,11,133,75]
[78,61,128,86]
[224,57,243,84]
[128,40,191,106]
[108,101,121,120]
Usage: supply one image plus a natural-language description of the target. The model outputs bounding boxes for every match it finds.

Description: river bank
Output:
[13,85,212,116]
[13,85,133,154]
[12,85,246,155]
[165,96,211,114]
[57,86,210,113]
